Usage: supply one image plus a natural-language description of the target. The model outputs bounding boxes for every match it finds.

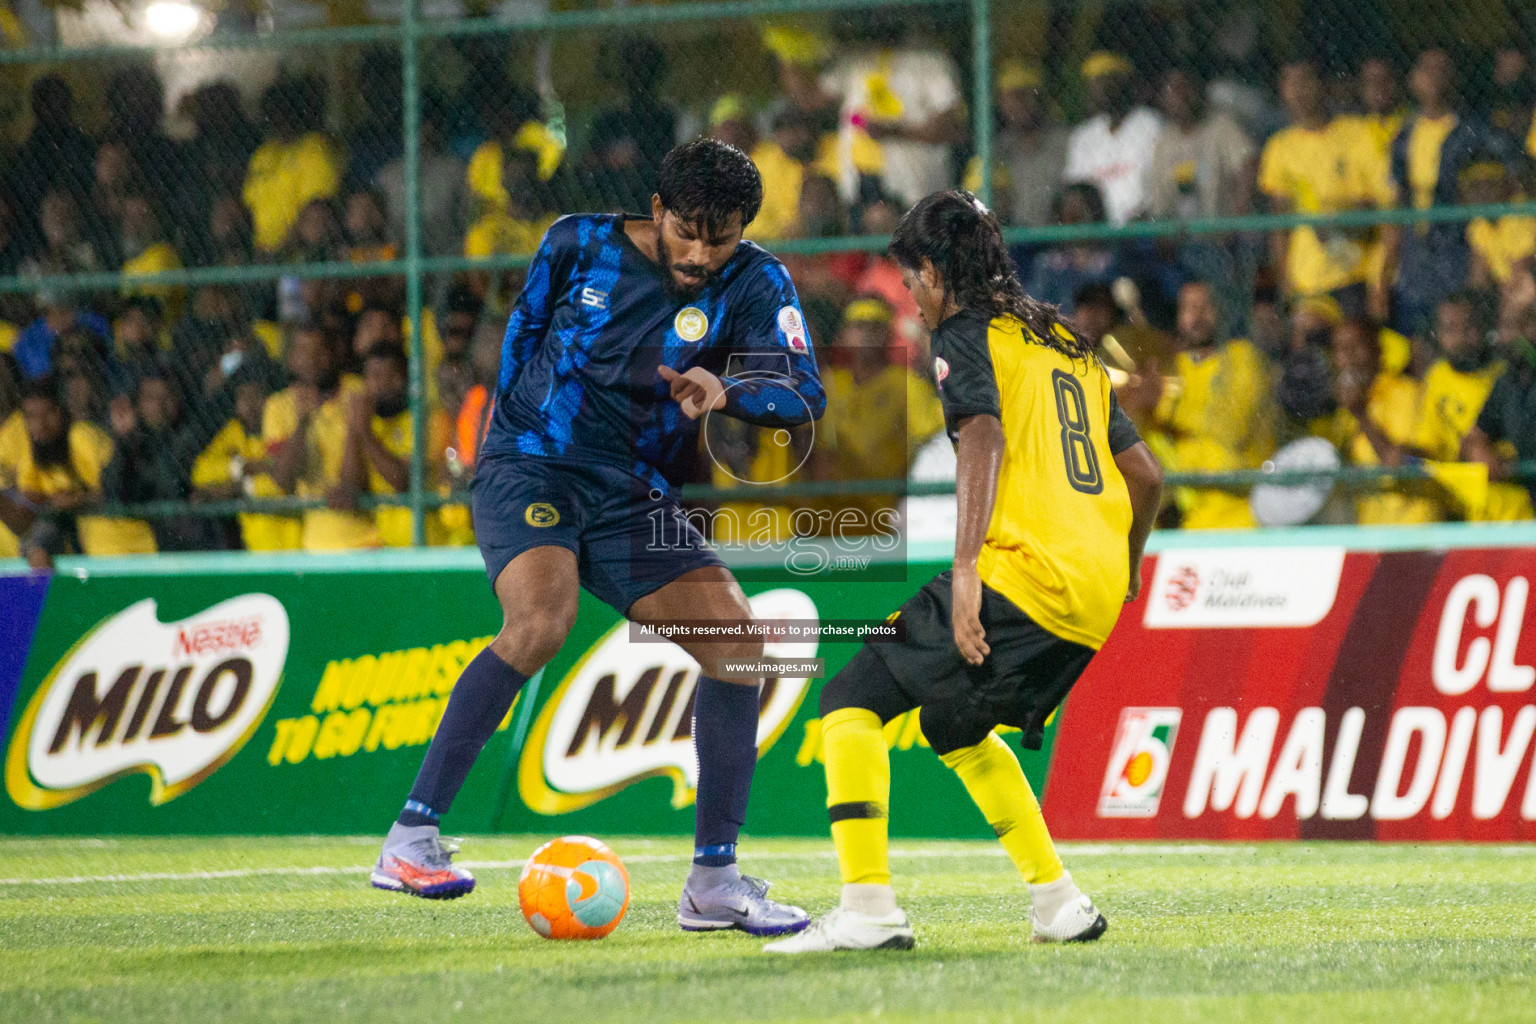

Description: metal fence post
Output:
[971,0,992,207]
[403,0,427,547]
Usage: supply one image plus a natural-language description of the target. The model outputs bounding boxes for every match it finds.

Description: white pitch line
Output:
[0,843,1255,888]
[4,842,1525,889]
[0,864,375,887]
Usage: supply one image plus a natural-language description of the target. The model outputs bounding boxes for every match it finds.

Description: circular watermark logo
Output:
[701,376,816,485]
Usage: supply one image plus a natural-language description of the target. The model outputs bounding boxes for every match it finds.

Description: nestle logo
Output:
[9,595,289,810]
[1165,566,1199,611]
[174,617,263,659]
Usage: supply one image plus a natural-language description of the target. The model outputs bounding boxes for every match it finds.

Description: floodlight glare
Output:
[144,1,201,41]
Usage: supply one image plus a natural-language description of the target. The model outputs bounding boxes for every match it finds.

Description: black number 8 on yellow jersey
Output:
[1051,370,1103,495]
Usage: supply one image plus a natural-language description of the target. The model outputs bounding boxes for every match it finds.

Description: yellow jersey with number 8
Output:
[930,309,1139,649]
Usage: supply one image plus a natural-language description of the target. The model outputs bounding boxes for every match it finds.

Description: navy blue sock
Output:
[692,675,761,866]
[401,647,528,826]
[397,800,438,829]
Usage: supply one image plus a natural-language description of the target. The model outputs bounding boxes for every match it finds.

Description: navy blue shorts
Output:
[470,453,725,614]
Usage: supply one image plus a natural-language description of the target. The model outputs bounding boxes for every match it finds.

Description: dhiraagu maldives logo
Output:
[5,595,289,809]
[519,589,818,814]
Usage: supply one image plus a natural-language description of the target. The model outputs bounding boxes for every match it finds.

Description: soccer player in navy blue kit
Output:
[371,139,823,936]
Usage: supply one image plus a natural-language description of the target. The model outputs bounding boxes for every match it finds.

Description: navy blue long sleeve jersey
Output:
[478,214,826,494]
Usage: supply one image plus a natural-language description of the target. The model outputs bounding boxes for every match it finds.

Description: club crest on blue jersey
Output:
[675,307,709,342]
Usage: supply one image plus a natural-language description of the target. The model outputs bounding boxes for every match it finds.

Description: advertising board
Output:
[9,527,1531,841]
[1045,544,1536,840]
[0,552,1052,837]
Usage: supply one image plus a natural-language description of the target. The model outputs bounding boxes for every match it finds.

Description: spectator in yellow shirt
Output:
[1121,280,1277,529]
[812,297,946,523]
[0,354,24,557]
[0,352,26,473]
[464,148,558,307]
[15,377,156,557]
[348,343,445,549]
[1326,318,1442,524]
[265,326,374,551]
[1333,56,1405,206]
[1383,48,1505,334]
[1462,156,1536,289]
[704,94,756,155]
[1464,311,1536,517]
[1322,296,1522,521]
[243,76,343,254]
[192,371,288,550]
[1259,57,1376,313]
[747,107,841,242]
[342,187,402,314]
[350,342,436,547]
[465,84,563,222]
[1414,293,1503,459]
[117,187,185,321]
[464,146,558,256]
[0,490,35,564]
[1333,56,1407,306]
[1413,293,1531,520]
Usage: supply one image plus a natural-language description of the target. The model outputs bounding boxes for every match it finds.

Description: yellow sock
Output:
[821,707,891,886]
[940,732,1063,885]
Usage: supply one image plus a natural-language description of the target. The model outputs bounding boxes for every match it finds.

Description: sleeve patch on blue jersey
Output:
[777,306,808,352]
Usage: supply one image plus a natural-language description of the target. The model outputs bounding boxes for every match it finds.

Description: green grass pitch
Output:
[2,836,1533,1023]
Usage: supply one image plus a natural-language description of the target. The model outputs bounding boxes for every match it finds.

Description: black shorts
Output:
[861,570,1096,750]
[471,453,725,614]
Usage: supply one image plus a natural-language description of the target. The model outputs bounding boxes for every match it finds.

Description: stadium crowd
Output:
[6,10,1536,561]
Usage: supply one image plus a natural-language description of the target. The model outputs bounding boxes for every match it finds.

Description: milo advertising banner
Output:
[0,550,1054,837]
[0,557,508,834]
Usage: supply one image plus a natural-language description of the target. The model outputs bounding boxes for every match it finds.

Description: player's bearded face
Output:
[657,210,742,298]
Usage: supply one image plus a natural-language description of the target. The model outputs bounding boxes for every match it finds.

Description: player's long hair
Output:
[890,190,1097,364]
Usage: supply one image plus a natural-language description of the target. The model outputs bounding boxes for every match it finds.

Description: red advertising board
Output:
[1043,546,1536,841]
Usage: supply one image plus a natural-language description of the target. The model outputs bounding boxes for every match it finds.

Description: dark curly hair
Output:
[890,190,1095,362]
[656,137,763,235]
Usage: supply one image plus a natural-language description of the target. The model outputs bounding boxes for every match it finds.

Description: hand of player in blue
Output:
[658,365,727,420]
[951,564,990,666]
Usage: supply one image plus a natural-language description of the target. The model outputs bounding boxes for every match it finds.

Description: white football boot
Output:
[762,905,915,953]
[1029,888,1108,942]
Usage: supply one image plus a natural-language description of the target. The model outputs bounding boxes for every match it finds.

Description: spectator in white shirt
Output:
[1064,51,1163,226]
[962,60,1069,227]
[1147,67,1255,221]
[1147,66,1257,330]
[780,15,964,209]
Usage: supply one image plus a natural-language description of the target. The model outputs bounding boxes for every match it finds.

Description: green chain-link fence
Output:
[3,0,1536,559]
